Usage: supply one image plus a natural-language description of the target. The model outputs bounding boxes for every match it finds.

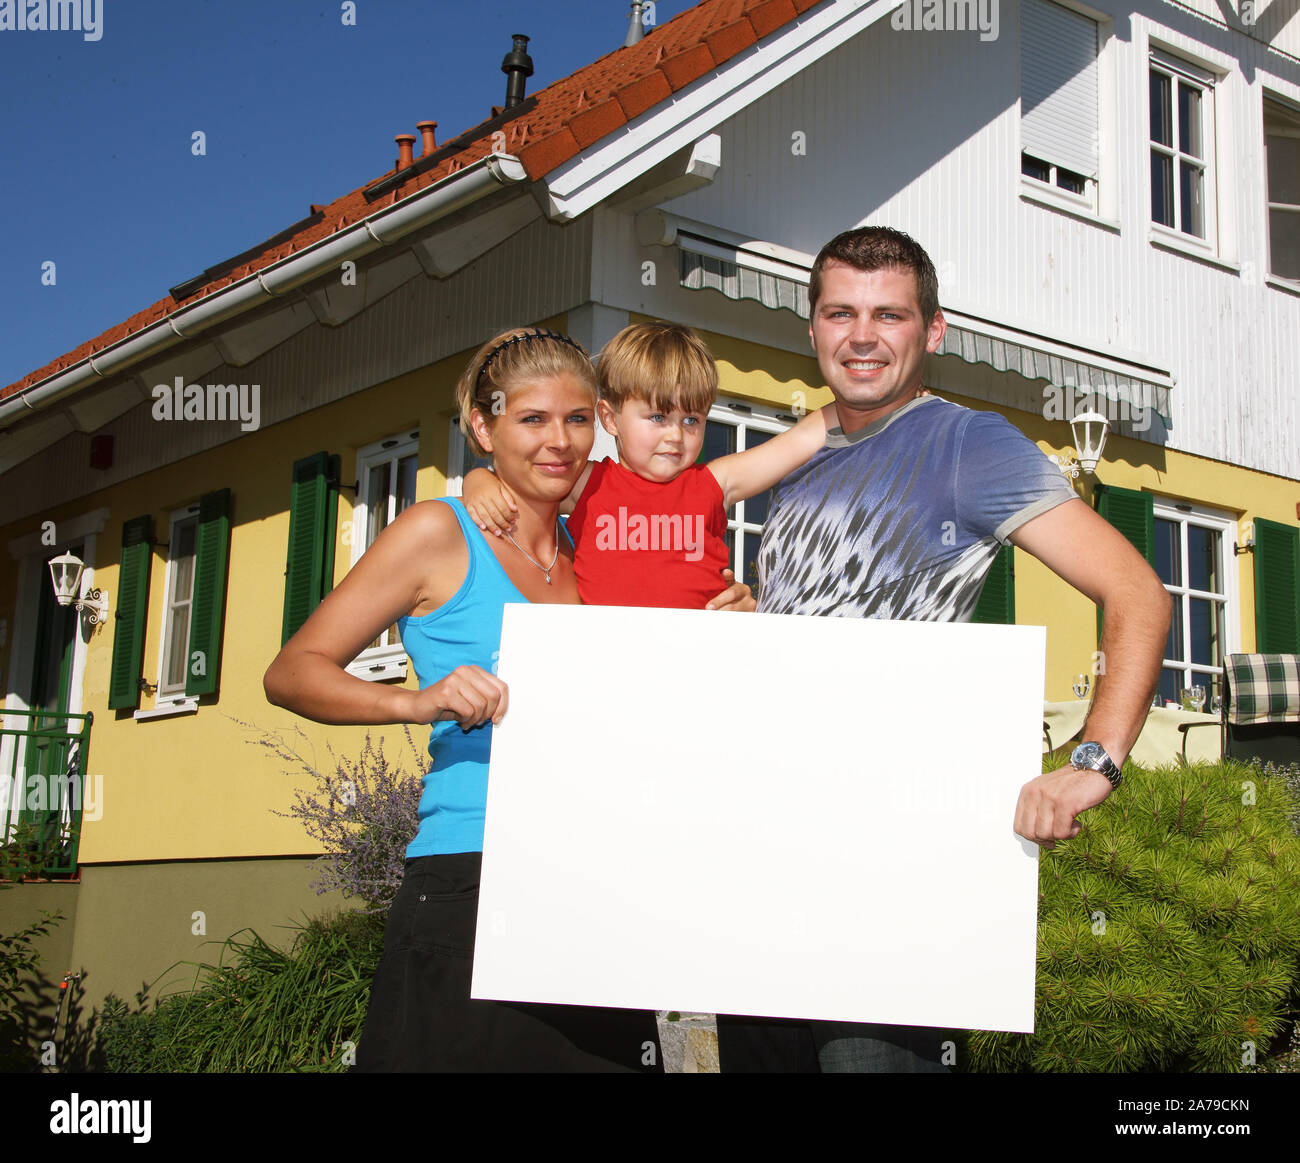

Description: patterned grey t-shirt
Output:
[756,396,1076,621]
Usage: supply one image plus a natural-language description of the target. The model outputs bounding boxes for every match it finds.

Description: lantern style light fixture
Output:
[47,552,109,625]
[1050,408,1110,479]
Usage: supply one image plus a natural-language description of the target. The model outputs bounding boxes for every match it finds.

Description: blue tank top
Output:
[400,498,564,857]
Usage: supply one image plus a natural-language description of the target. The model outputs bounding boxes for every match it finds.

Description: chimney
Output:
[501,34,533,109]
[395,134,415,169]
[417,120,438,157]
[624,1,645,47]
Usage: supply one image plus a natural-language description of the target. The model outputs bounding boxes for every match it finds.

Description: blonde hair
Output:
[596,321,718,414]
[456,327,597,456]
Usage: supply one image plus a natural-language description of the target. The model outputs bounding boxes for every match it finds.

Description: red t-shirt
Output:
[567,458,731,609]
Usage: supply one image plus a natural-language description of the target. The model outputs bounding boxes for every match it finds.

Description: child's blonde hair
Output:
[596,321,718,415]
[456,327,597,456]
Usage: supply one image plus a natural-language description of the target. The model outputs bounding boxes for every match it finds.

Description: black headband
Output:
[475,328,586,388]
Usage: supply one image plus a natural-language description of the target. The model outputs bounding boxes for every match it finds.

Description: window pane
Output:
[1266,132,1300,206]
[366,463,391,546]
[1166,592,1185,661]
[397,454,418,516]
[705,421,737,518]
[1150,71,1172,146]
[1151,152,1174,226]
[702,420,734,463]
[1187,525,1220,593]
[1178,82,1202,158]
[1180,160,1204,238]
[741,531,763,595]
[742,430,775,524]
[1056,167,1087,195]
[1189,597,1221,666]
[1269,208,1300,280]
[166,605,191,689]
[1154,518,1180,585]
[1022,154,1051,183]
[723,526,735,574]
[1157,667,1183,706]
[172,521,197,601]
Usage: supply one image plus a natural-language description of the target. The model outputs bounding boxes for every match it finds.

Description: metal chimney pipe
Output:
[501,34,533,108]
[625,1,645,47]
[416,121,438,157]
[395,134,416,169]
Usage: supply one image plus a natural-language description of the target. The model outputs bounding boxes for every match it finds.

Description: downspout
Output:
[0,153,529,431]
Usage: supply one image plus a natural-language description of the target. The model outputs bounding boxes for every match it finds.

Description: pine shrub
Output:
[968,759,1300,1072]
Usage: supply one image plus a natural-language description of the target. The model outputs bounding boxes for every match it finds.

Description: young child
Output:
[463,320,836,609]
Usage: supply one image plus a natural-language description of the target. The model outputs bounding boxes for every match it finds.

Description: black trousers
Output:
[355,853,663,1072]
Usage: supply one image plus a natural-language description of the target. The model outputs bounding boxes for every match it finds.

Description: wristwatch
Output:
[1070,741,1122,789]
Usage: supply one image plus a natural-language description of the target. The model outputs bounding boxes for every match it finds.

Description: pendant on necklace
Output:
[544,571,551,584]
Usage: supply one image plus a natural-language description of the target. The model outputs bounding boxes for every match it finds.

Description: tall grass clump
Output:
[99,909,386,1073]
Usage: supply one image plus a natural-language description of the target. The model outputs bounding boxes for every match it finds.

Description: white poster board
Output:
[472,604,1043,1033]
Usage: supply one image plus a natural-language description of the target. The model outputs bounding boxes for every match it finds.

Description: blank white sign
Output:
[472,604,1043,1033]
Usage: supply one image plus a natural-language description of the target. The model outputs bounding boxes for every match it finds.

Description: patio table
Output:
[1042,700,1221,767]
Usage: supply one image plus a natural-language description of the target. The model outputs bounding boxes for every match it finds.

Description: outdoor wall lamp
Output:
[47,552,109,626]
[1234,522,1256,556]
[1050,409,1110,479]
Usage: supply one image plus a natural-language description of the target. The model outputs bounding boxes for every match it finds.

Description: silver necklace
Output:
[504,521,561,584]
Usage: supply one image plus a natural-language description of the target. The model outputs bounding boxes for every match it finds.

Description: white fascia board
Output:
[539,0,900,221]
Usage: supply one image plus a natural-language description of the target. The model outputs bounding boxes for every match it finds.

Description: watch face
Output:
[1072,742,1104,769]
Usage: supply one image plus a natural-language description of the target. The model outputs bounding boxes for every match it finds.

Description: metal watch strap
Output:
[1072,741,1122,790]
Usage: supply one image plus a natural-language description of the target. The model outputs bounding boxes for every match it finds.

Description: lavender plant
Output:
[242,721,426,912]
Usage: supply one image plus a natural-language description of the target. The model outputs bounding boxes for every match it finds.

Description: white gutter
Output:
[0,154,529,431]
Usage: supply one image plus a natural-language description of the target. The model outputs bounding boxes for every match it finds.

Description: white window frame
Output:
[138,504,201,719]
[1017,0,1116,224]
[345,430,420,683]
[1263,92,1300,286]
[706,396,798,593]
[445,418,495,498]
[1152,499,1239,706]
[1148,48,1219,254]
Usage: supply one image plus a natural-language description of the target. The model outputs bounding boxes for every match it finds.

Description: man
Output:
[716,227,1171,1073]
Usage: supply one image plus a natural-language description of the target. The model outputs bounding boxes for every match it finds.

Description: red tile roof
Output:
[2,0,815,403]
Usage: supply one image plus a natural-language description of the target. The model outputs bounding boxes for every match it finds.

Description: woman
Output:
[264,327,754,1071]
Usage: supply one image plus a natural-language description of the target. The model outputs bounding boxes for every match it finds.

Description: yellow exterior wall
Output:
[5,351,466,865]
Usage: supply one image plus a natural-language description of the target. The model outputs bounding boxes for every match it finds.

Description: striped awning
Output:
[678,244,1173,426]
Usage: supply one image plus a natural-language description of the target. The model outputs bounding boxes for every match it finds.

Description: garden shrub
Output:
[967,758,1300,1072]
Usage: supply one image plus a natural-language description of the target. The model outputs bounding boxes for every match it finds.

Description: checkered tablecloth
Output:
[1226,654,1300,726]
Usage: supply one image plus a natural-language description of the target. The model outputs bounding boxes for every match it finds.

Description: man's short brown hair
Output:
[597,321,718,414]
[808,227,940,324]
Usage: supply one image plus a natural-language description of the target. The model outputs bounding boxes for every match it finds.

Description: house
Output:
[1,0,1297,1065]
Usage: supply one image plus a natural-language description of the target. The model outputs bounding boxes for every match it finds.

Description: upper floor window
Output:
[346,431,418,682]
[1020,0,1100,212]
[1149,50,1217,247]
[701,398,798,595]
[1264,95,1300,282]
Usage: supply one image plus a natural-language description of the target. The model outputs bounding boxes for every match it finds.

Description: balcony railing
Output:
[1,708,93,878]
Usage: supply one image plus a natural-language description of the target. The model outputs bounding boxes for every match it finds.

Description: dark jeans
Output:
[355,853,663,1072]
[717,1014,951,1073]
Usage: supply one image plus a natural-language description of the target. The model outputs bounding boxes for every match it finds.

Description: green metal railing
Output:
[1,708,93,877]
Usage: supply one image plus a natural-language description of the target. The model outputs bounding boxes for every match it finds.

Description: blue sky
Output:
[0,0,699,389]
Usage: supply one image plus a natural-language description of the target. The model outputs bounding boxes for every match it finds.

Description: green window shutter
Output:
[1254,517,1299,653]
[281,452,339,646]
[1095,484,1154,641]
[185,489,231,698]
[972,544,1016,624]
[108,516,153,710]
